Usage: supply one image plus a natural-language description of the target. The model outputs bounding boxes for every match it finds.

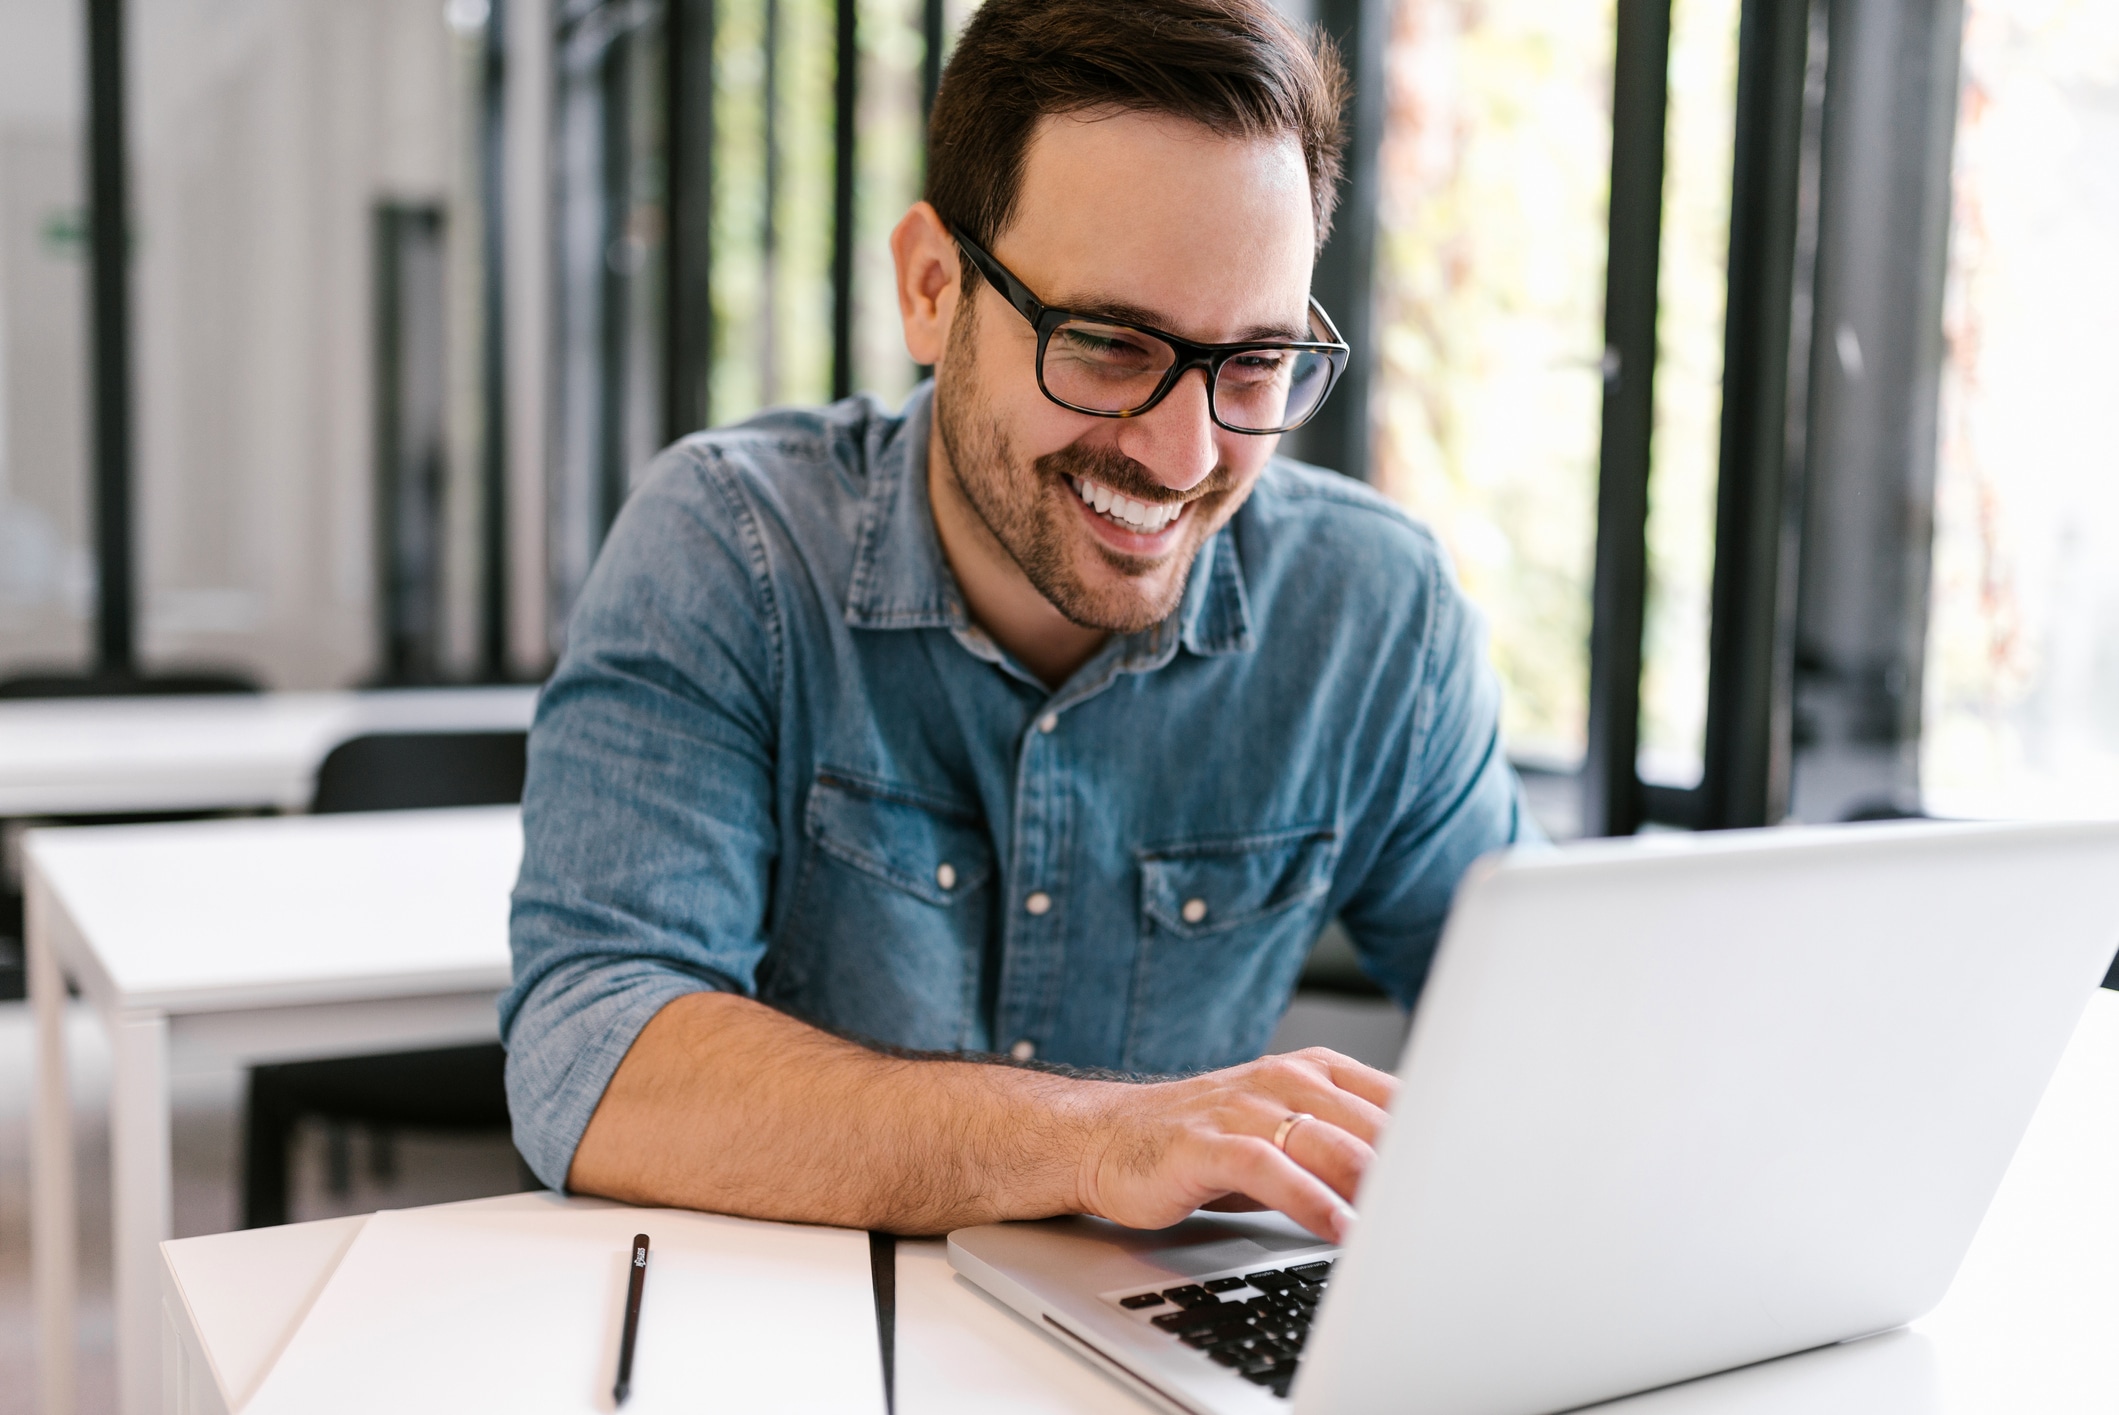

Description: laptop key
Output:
[1119,1292,1165,1310]
[1288,1261,1333,1282]
[1151,1306,1232,1334]
[1203,1276,1249,1293]
[1161,1284,1214,1307]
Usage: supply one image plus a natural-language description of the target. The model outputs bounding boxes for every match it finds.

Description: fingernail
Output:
[1333,1197,1359,1242]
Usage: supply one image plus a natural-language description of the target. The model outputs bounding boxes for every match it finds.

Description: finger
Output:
[1250,1056,1391,1145]
[1280,1116,1376,1204]
[1198,1133,1356,1244]
[1302,1047,1399,1110]
[1287,1084,1390,1147]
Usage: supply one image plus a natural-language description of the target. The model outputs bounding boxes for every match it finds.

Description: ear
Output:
[891,201,961,367]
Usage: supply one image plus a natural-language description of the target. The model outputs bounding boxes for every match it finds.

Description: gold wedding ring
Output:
[1272,1112,1314,1152]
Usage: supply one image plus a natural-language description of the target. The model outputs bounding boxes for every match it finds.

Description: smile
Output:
[1067,475,1186,535]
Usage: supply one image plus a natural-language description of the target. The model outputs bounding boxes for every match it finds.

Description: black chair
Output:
[0,669,257,698]
[242,730,533,1227]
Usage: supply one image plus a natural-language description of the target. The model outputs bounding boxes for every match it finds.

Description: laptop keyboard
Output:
[1112,1259,1334,1400]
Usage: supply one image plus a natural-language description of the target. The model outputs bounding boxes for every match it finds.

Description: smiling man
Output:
[501,0,1535,1245]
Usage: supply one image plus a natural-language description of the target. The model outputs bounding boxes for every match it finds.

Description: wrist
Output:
[985,1064,1123,1221]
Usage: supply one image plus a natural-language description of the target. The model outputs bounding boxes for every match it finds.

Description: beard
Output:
[932,302,1241,635]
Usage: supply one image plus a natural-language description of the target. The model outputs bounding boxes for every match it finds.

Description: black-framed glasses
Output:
[951,227,1350,436]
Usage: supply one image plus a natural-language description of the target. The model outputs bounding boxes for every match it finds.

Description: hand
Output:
[1073,1047,1397,1244]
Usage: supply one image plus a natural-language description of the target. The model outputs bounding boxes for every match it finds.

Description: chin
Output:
[1050,551,1190,634]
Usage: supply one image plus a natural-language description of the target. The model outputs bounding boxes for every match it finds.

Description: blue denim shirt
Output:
[501,384,1535,1189]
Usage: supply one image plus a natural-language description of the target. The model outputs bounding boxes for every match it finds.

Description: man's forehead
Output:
[997,110,1316,341]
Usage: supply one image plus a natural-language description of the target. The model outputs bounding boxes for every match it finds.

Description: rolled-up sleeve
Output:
[1336,543,1541,1009]
[501,443,784,1189]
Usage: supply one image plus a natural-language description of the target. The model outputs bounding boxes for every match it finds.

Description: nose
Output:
[1114,366,1220,494]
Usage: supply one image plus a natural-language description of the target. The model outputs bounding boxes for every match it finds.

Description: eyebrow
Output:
[1054,294,1312,345]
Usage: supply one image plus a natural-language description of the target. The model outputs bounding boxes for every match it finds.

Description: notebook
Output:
[241,1194,885,1413]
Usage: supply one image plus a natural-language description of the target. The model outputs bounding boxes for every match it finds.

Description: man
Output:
[503,0,1533,1247]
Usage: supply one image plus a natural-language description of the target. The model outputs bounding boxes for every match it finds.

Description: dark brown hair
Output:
[925,0,1349,281]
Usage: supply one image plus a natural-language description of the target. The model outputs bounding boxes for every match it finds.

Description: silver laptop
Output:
[948,819,2119,1414]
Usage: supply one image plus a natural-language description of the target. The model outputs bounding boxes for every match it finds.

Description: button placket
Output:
[995,698,1080,1058]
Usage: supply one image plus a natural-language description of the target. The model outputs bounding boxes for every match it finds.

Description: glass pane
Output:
[553,0,667,648]
[1371,0,1616,772]
[713,0,769,420]
[711,0,839,424]
[129,0,489,686]
[854,0,925,402]
[1922,1,2119,818]
[0,0,91,678]
[1637,0,1742,789]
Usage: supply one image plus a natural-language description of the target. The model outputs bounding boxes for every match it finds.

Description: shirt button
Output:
[1182,897,1209,924]
[1025,891,1052,916]
[1009,1038,1037,1062]
[1037,713,1059,733]
[935,862,957,890]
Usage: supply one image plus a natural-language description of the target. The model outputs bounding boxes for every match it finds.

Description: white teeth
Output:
[1071,475,1182,535]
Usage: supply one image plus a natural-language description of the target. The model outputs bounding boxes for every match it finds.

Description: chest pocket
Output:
[764,771,995,1049]
[1125,826,1341,1074]
[805,772,996,904]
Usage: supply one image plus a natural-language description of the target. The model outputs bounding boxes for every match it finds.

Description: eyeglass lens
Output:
[1041,318,1335,432]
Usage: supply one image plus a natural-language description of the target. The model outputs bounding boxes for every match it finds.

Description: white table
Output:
[0,686,539,816]
[28,806,523,1415]
[155,990,2119,1414]
[155,1194,1150,1415]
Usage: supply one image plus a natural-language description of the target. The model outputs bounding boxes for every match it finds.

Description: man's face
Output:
[932,112,1317,634]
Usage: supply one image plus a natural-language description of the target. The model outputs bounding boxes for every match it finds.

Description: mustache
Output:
[1037,442,1235,507]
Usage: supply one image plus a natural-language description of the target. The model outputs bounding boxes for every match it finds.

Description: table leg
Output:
[110,1011,173,1415]
[28,877,78,1415]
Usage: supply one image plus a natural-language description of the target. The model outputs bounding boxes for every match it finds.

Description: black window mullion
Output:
[831,0,857,401]
[1694,0,1822,830]
[1584,0,1675,838]
[666,0,717,441]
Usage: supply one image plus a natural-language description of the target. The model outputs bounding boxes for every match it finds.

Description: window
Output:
[0,0,90,676]
[1370,0,1617,773]
[1923,0,2119,819]
[1639,0,1741,790]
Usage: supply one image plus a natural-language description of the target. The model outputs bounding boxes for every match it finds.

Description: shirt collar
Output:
[843,381,1255,661]
[843,384,967,632]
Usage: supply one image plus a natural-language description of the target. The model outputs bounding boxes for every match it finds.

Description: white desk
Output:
[154,990,2119,1414]
[0,686,538,817]
[27,807,523,1415]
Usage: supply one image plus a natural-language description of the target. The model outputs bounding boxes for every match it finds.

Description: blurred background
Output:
[5,0,2113,825]
[1,0,2116,1406]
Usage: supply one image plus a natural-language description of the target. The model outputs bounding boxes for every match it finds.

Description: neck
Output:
[926,421,1106,690]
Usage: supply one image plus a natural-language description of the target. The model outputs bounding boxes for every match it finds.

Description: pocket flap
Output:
[804,772,995,907]
[1139,827,1340,938]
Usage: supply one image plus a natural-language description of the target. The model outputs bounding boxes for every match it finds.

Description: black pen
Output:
[614,1233,650,1406]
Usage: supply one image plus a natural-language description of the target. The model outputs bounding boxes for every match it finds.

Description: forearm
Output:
[566,991,1116,1234]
